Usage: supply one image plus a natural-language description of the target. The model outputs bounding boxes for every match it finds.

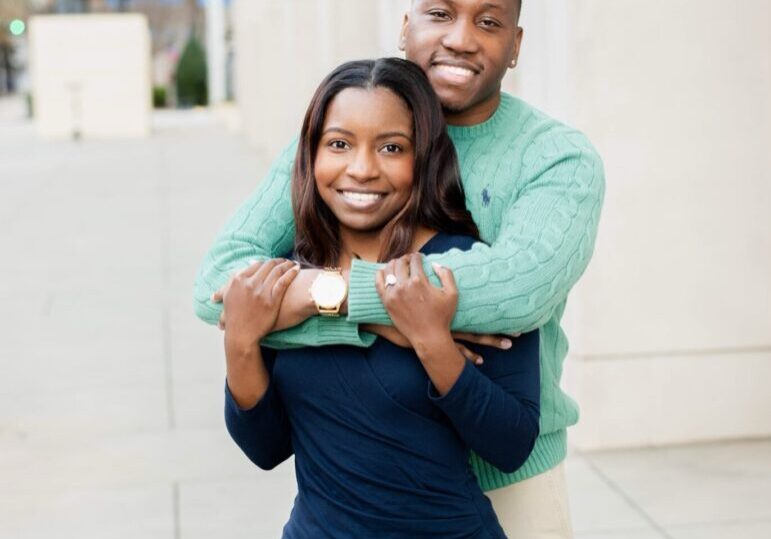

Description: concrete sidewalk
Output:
[1,99,769,538]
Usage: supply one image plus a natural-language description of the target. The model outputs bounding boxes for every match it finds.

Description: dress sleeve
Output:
[428,330,541,474]
[223,348,293,470]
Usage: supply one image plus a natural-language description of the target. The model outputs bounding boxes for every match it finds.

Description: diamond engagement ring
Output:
[384,274,398,288]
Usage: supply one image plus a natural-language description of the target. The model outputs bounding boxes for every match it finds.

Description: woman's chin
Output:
[336,215,389,235]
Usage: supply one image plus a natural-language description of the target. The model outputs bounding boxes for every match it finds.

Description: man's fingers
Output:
[218,312,225,331]
[211,288,224,303]
[452,332,513,350]
[456,343,483,365]
[431,263,457,294]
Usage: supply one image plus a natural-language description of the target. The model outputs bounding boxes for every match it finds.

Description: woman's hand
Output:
[375,254,458,352]
[222,259,300,353]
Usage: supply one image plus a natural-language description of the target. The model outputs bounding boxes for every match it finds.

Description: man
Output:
[194,1,604,536]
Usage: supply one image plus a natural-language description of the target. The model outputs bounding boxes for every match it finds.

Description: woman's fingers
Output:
[394,255,410,282]
[375,268,386,298]
[271,262,301,299]
[431,263,457,295]
[452,332,513,350]
[263,260,294,289]
[456,343,484,365]
[409,254,428,283]
[211,287,225,303]
[240,259,264,278]
[251,258,283,284]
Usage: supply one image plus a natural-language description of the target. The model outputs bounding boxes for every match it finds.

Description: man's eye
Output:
[381,144,402,154]
[428,10,450,20]
[480,19,501,28]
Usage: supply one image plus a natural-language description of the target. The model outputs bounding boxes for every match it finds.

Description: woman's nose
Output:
[346,149,379,182]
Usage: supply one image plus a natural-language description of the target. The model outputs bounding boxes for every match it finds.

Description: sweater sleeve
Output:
[428,330,541,473]
[346,129,605,334]
[224,349,293,470]
[192,139,371,348]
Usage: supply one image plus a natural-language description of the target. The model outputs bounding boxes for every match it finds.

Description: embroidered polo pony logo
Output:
[481,187,491,207]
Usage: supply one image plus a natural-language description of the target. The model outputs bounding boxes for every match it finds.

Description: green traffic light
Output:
[9,19,26,36]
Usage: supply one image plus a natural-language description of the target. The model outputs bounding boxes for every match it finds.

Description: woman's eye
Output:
[381,144,402,154]
[329,140,349,150]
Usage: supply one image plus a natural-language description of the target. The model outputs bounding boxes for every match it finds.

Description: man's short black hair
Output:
[411,0,522,19]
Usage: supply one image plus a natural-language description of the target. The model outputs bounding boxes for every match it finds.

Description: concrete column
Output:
[559,0,771,449]
[233,0,391,156]
[206,0,227,105]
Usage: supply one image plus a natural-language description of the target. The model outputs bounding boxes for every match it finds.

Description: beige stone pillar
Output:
[233,0,409,157]
[558,0,771,449]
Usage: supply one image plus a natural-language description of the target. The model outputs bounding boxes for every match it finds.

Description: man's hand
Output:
[362,326,518,365]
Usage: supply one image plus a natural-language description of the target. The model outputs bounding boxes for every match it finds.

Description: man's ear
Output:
[508,26,524,69]
[399,13,409,51]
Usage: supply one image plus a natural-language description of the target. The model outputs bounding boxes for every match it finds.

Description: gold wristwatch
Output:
[309,268,348,316]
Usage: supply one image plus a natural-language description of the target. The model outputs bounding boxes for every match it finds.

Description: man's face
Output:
[402,0,523,124]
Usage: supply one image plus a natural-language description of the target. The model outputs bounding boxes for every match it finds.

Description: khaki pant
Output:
[486,463,574,539]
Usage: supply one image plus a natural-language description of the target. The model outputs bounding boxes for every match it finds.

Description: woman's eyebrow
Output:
[377,131,413,141]
[322,127,355,137]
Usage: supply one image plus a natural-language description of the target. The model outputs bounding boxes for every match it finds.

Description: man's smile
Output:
[430,59,482,86]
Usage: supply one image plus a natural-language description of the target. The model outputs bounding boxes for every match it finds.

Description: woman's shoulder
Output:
[420,232,479,255]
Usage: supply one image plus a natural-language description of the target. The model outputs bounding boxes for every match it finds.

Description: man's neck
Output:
[444,91,502,127]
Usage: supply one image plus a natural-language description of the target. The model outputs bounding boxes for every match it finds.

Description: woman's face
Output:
[314,86,415,235]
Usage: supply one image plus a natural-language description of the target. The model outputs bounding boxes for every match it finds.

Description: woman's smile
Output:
[337,189,387,211]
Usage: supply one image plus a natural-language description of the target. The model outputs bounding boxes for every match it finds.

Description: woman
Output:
[221,58,540,538]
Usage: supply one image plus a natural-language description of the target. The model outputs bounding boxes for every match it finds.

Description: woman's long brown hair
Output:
[292,58,480,268]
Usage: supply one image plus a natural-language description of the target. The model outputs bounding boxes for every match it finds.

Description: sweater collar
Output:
[446,92,517,139]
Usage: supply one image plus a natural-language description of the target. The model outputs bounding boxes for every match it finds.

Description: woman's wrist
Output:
[224,339,269,409]
[412,331,465,396]
[411,330,455,361]
[224,335,262,362]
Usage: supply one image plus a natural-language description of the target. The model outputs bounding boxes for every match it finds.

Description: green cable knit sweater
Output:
[194,93,605,491]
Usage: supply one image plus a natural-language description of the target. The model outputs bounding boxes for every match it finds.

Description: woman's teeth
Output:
[341,191,383,202]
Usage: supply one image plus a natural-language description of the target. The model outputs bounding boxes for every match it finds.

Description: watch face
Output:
[311,273,347,308]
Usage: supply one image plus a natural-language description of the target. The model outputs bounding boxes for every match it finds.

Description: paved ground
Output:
[1,97,770,538]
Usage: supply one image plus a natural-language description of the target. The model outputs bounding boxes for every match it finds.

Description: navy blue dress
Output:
[224,233,540,538]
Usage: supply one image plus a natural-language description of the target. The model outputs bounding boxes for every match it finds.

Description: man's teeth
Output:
[437,65,475,77]
[341,191,383,202]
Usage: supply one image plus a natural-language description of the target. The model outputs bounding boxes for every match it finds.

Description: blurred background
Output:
[1,0,769,538]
